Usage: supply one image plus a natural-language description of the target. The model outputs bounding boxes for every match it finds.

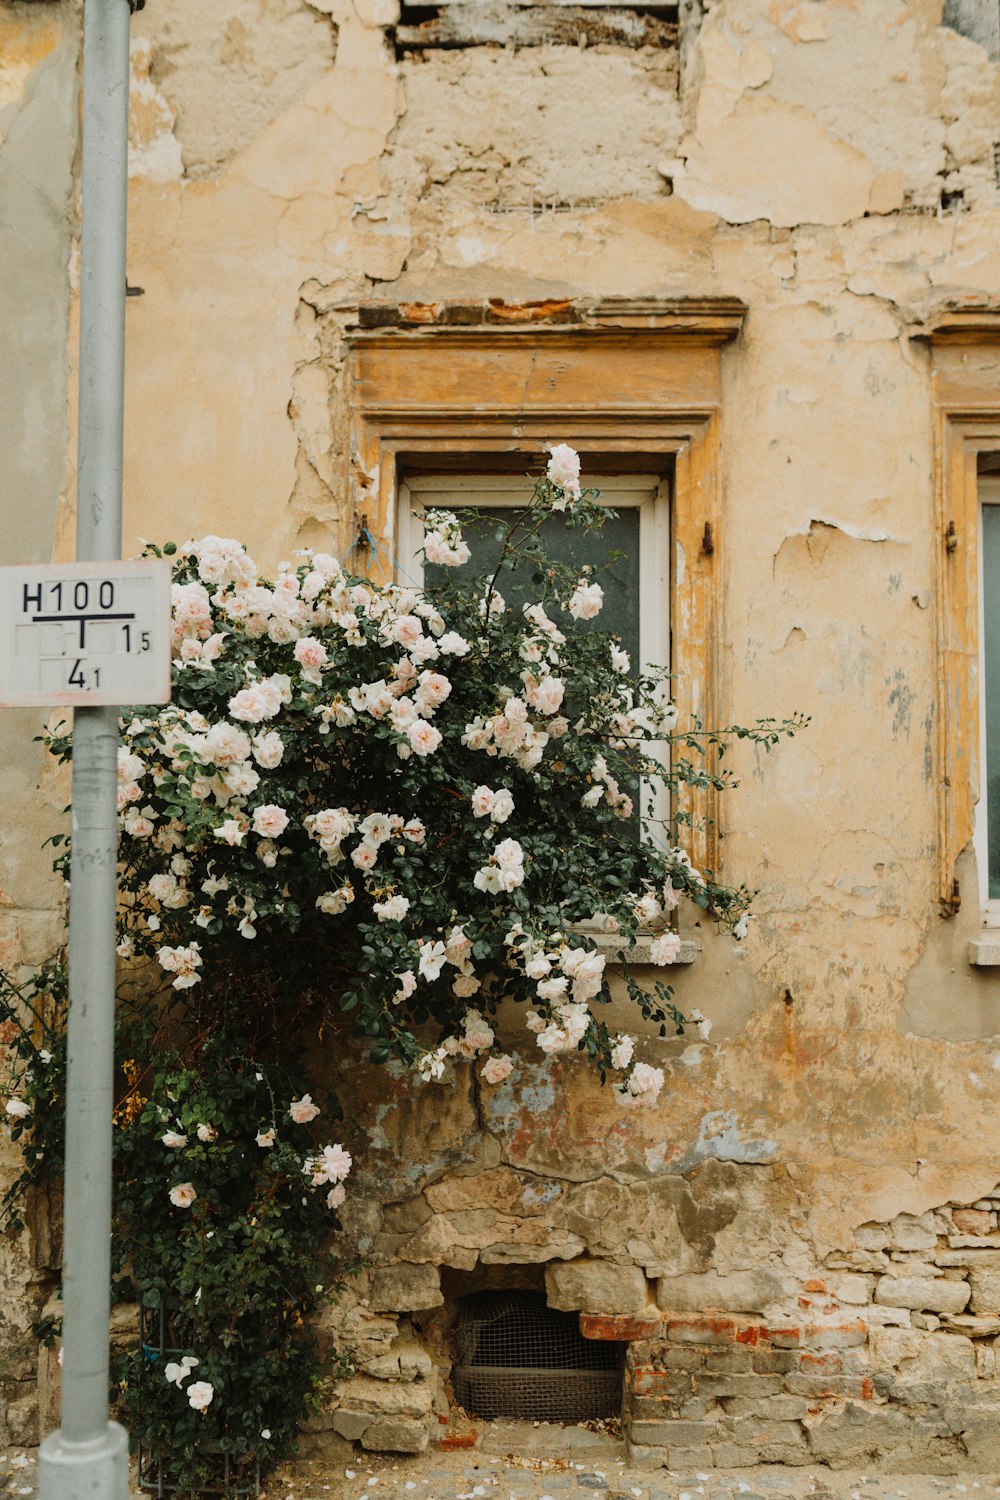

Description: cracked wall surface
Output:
[5,0,1000,1462]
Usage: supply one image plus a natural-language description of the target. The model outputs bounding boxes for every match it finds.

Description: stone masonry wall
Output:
[313,1158,1000,1467]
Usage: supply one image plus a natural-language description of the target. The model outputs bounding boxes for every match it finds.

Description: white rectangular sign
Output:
[0,559,172,707]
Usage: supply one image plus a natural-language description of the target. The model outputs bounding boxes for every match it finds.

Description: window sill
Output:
[587,932,700,965]
[968,936,1000,966]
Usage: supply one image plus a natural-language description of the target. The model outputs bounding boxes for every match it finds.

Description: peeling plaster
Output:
[674,1110,780,1171]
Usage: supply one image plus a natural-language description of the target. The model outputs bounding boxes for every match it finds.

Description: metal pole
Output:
[38,0,136,1494]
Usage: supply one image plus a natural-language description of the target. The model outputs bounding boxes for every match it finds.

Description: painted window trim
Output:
[343,297,745,877]
[924,307,1000,946]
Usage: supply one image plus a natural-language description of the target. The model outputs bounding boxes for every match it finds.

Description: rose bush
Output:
[1,449,802,1492]
[107,449,800,1107]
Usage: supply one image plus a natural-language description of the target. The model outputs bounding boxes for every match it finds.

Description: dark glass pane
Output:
[424,504,641,663]
[984,506,1000,898]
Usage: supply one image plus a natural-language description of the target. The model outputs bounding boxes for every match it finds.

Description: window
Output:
[399,470,671,839]
[343,295,747,876]
[397,472,668,675]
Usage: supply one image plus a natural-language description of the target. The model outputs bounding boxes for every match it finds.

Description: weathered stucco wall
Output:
[5,0,1000,1465]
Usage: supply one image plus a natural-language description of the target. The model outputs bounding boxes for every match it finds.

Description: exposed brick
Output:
[661,1348,706,1370]
[581,1312,661,1342]
[703,1345,754,1372]
[784,1374,874,1399]
[800,1352,842,1374]
[632,1369,688,1397]
[802,1321,868,1350]
[439,1432,477,1450]
[629,1419,716,1446]
[666,1445,715,1469]
[735,1324,764,1345]
[694,1373,783,1399]
[722,1394,810,1420]
[765,1327,803,1348]
[631,1396,684,1420]
[752,1348,799,1374]
[804,1279,828,1293]
[624,1445,669,1468]
[666,1317,735,1345]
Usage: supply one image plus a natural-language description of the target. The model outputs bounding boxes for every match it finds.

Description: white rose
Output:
[288,1094,321,1124]
[546,443,581,492]
[650,932,682,965]
[187,1381,214,1412]
[252,804,290,839]
[481,1054,514,1085]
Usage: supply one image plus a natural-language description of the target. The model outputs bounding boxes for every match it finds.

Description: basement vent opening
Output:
[452,1291,624,1423]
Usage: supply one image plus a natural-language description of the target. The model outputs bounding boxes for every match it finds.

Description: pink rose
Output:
[169,1183,197,1209]
[288,1094,320,1124]
[481,1055,514,1085]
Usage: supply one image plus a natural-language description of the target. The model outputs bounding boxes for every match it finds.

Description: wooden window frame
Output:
[344,297,746,877]
[927,308,1000,915]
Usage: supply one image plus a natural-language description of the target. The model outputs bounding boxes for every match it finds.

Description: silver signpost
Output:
[0,0,169,1495]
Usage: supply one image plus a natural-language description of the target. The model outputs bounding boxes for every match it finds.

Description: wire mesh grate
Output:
[452,1291,623,1423]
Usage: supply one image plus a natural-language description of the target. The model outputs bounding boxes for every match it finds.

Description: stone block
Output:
[665,1444,715,1469]
[953,1208,992,1235]
[332,1408,372,1440]
[890,1212,938,1252]
[625,1444,670,1468]
[333,1374,434,1418]
[361,1418,429,1453]
[853,1223,890,1250]
[873,1276,970,1314]
[294,1430,354,1462]
[369,1262,443,1312]
[399,1345,434,1379]
[968,1261,1000,1314]
[893,1330,976,1384]
[806,1400,913,1466]
[5,1394,37,1446]
[629,1418,716,1445]
[655,1269,787,1314]
[546,1259,650,1316]
[826,1274,871,1305]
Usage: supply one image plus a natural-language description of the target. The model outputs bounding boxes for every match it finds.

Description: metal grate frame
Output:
[452,1291,623,1423]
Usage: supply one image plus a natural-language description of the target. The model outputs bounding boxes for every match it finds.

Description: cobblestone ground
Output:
[3,1428,999,1500]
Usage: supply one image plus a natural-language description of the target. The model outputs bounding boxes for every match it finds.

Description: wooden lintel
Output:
[915,306,1000,344]
[342,296,747,345]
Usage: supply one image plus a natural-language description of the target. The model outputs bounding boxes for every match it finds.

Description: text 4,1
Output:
[67,660,102,690]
